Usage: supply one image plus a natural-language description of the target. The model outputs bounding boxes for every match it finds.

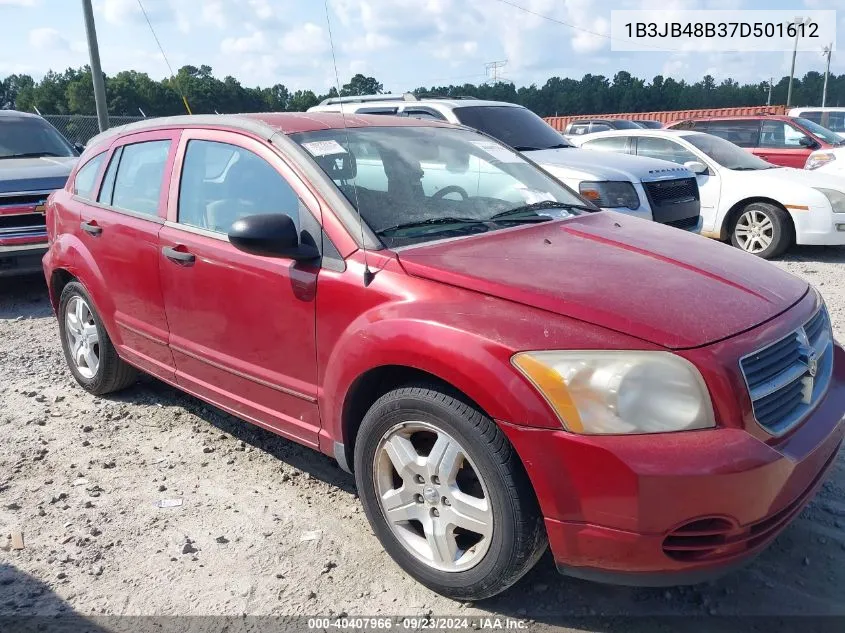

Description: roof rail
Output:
[318,93,418,106]
[415,94,479,100]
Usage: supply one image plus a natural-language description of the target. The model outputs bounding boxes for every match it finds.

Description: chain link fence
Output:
[42,115,145,146]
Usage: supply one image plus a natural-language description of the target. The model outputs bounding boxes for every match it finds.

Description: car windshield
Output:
[793,117,845,145]
[0,116,76,159]
[452,106,573,151]
[291,126,593,248]
[685,133,775,170]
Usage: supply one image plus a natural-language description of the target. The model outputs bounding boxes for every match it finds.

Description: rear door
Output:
[158,129,322,446]
[77,130,178,380]
[756,119,813,167]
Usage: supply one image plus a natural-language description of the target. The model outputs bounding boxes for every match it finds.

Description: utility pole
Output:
[485,60,508,84]
[81,0,109,132]
[767,78,773,106]
[786,16,807,108]
[822,44,832,107]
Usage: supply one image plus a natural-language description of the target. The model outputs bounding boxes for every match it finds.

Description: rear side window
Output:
[697,120,760,147]
[110,140,171,217]
[582,136,630,153]
[590,123,612,133]
[73,153,106,199]
[799,110,823,124]
[178,140,301,234]
[403,109,446,121]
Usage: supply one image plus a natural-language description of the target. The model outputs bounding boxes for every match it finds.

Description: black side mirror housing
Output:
[74,142,86,154]
[799,136,819,149]
[228,214,319,260]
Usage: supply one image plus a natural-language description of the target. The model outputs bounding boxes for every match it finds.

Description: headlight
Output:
[805,152,835,170]
[512,351,715,435]
[579,181,640,209]
[815,188,845,213]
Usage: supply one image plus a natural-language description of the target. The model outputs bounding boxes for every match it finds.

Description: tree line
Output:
[1,64,843,118]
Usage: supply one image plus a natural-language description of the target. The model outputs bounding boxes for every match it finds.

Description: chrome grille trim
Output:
[740,306,834,436]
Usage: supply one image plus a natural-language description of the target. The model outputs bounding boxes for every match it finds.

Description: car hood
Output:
[396,212,808,349]
[524,148,692,183]
[0,156,76,195]
[741,165,845,189]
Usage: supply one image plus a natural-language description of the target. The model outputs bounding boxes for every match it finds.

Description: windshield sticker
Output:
[470,140,522,163]
[302,140,347,157]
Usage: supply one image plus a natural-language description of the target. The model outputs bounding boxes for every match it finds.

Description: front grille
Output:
[665,215,700,231]
[0,194,48,245]
[740,306,834,435]
[643,177,699,205]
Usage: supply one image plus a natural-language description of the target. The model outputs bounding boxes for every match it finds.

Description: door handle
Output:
[80,220,102,236]
[162,245,196,264]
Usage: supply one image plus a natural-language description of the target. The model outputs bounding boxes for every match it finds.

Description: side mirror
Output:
[684,160,709,175]
[73,142,85,154]
[799,136,820,149]
[228,214,319,260]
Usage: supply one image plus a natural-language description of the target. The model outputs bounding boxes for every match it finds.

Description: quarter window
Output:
[73,153,106,199]
[109,140,171,217]
[178,140,301,234]
[635,137,698,165]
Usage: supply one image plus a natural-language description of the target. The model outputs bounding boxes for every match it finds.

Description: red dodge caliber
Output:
[42,113,844,599]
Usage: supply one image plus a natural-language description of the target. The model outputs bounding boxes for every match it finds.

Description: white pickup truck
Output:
[308,95,702,231]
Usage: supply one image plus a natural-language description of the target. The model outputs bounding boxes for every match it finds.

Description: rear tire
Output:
[354,385,547,600]
[729,202,793,259]
[58,281,137,395]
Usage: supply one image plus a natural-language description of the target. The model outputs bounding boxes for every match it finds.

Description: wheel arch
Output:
[718,196,795,241]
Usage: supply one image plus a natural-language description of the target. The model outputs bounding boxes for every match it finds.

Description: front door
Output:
[77,131,179,380]
[157,130,322,446]
[754,120,813,168]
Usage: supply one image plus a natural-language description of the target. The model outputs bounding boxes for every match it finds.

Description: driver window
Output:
[760,121,809,148]
[178,140,301,234]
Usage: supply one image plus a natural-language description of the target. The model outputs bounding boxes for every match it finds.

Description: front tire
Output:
[58,281,137,395]
[729,202,793,259]
[354,385,547,600]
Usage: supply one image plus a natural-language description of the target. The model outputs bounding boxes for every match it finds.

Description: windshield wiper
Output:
[489,200,595,221]
[377,217,486,235]
[2,151,64,159]
[513,143,573,151]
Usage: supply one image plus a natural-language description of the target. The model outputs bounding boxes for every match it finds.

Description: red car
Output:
[668,115,845,168]
[42,113,843,599]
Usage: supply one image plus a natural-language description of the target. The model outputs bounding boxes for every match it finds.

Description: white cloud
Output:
[0,0,38,5]
[280,22,328,56]
[28,27,70,51]
[221,28,268,55]
[248,0,273,20]
[202,1,227,29]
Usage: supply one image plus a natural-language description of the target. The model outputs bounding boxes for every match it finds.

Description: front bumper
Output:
[792,206,845,246]
[500,343,845,585]
[0,242,48,277]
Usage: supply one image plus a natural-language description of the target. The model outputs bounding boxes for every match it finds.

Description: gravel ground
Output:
[1,245,844,632]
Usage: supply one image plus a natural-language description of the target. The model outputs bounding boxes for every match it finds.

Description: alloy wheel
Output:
[373,421,493,572]
[65,296,100,379]
[734,210,774,254]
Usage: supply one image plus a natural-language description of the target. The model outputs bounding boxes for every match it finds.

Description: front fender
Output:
[320,316,563,447]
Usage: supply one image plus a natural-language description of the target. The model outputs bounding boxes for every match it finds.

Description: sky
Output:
[0,0,843,95]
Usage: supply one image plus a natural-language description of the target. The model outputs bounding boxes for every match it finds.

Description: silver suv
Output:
[308,95,702,231]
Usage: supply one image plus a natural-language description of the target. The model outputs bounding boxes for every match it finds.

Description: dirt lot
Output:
[1,246,844,632]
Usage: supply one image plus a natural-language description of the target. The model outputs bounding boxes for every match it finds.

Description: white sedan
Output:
[571,129,845,258]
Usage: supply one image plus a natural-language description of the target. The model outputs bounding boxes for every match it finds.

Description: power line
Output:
[490,0,681,52]
[136,0,192,114]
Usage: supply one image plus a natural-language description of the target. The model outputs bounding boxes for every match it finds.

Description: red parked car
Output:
[668,115,845,168]
[42,113,843,599]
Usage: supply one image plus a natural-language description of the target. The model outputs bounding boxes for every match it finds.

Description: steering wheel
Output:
[432,185,469,201]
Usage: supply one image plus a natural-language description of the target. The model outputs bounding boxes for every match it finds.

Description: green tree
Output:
[340,74,384,96]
